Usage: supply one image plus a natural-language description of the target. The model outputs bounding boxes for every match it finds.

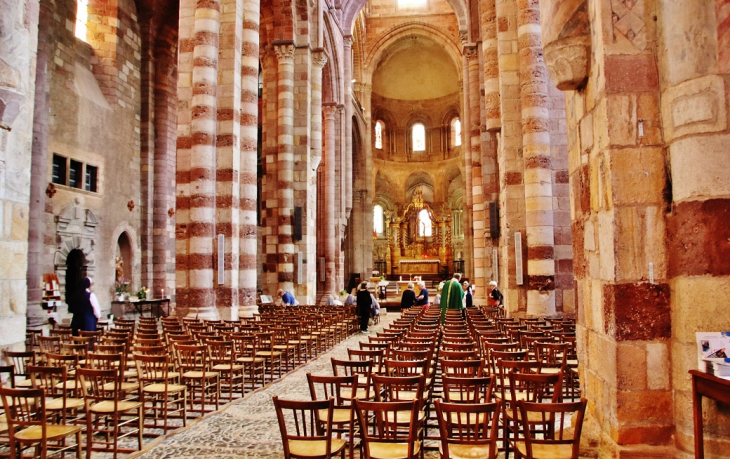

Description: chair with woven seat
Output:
[4,351,36,388]
[273,396,347,459]
[76,367,143,459]
[231,333,266,391]
[513,399,586,459]
[441,375,493,404]
[434,399,501,459]
[134,353,186,434]
[174,344,220,415]
[0,387,82,459]
[255,332,284,382]
[207,340,244,401]
[306,373,358,458]
[330,358,373,401]
[27,365,85,426]
[353,399,422,459]
[85,353,138,401]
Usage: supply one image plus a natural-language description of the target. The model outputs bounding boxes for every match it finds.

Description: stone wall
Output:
[0,0,39,352]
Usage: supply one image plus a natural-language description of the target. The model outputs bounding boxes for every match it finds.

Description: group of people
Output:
[400,274,504,324]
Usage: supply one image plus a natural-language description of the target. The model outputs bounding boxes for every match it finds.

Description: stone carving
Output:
[540,0,591,90]
[54,204,98,300]
[611,0,647,51]
[661,74,727,142]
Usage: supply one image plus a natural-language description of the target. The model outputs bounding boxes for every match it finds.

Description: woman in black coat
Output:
[400,282,417,309]
[356,282,372,333]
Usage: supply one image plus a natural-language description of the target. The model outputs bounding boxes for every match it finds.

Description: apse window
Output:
[75,0,89,42]
[375,121,384,150]
[451,117,461,147]
[412,123,425,152]
[418,209,432,237]
[373,205,384,235]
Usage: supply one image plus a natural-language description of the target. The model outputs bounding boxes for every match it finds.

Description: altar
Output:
[399,259,440,274]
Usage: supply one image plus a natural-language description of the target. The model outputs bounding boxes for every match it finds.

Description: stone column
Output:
[343,36,353,216]
[461,45,475,279]
[322,103,337,300]
[467,43,486,292]
[482,0,500,131]
[215,0,244,321]
[309,50,327,303]
[517,0,555,317]
[274,43,295,293]
[238,0,260,318]
[175,0,220,318]
[0,0,39,347]
[310,51,327,172]
[27,0,52,329]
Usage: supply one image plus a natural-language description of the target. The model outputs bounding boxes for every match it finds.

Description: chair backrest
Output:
[0,387,48,439]
[134,353,171,385]
[440,359,485,378]
[371,374,425,407]
[508,370,563,417]
[4,350,35,379]
[517,399,587,459]
[440,349,480,361]
[441,375,493,403]
[0,365,15,388]
[347,348,384,374]
[134,345,166,356]
[76,367,121,405]
[353,399,421,459]
[434,399,501,459]
[383,358,428,378]
[175,344,209,372]
[273,396,339,459]
[306,373,357,407]
[331,358,373,399]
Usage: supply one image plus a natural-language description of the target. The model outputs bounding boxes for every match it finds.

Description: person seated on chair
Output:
[277,289,298,306]
[415,281,429,307]
[400,282,416,309]
[487,281,503,308]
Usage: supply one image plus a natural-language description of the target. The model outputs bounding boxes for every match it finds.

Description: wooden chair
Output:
[27,365,85,425]
[330,358,373,401]
[3,351,35,388]
[255,332,284,382]
[353,399,422,459]
[231,334,266,391]
[134,353,187,434]
[434,399,501,459]
[273,396,347,459]
[76,367,143,459]
[175,344,220,415]
[0,387,82,459]
[306,373,358,458]
[208,340,244,401]
[513,399,587,459]
[441,375,493,403]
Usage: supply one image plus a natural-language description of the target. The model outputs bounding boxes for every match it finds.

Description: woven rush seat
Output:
[182,370,220,379]
[89,399,143,413]
[46,397,85,410]
[211,363,244,371]
[288,438,348,457]
[438,443,491,459]
[141,383,187,393]
[368,441,421,458]
[13,423,82,442]
[514,441,574,458]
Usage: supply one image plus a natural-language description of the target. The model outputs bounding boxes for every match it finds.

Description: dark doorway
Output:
[65,249,87,307]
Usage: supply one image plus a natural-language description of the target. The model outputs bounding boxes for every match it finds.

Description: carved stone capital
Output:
[273,43,295,63]
[543,35,590,91]
[311,49,328,69]
[463,45,478,60]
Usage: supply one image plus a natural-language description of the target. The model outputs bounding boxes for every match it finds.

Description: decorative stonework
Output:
[540,0,591,90]
[611,0,647,51]
[53,203,98,296]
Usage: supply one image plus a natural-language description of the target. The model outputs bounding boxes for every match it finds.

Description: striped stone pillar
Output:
[175,0,220,318]
[274,43,296,292]
[482,0,500,131]
[467,43,486,291]
[215,0,244,321]
[310,51,327,170]
[517,0,555,316]
[462,45,477,279]
[323,103,337,300]
[343,37,353,216]
[238,0,260,318]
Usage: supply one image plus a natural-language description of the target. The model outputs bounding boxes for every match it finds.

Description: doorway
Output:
[65,249,87,306]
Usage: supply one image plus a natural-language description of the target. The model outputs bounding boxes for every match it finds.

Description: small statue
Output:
[115,256,124,281]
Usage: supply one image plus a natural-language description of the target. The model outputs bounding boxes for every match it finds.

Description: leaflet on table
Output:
[696,332,730,368]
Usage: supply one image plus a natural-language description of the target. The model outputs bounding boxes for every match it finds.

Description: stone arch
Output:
[110,222,140,289]
[53,202,98,301]
[405,169,435,203]
[341,0,468,42]
[362,22,463,84]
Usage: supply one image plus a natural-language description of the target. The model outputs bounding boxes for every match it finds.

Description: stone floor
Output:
[124,311,451,459]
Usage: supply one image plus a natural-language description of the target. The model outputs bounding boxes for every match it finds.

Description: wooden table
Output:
[690,369,730,458]
[111,299,170,318]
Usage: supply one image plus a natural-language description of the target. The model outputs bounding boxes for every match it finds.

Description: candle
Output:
[161,288,165,298]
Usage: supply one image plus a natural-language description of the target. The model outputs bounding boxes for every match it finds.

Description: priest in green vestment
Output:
[440,273,465,324]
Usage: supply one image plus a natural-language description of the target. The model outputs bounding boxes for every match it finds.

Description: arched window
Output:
[75,0,89,42]
[375,121,384,150]
[412,123,425,152]
[451,117,461,147]
[418,209,432,237]
[373,205,384,235]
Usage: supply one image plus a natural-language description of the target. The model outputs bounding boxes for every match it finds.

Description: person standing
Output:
[71,277,100,336]
[400,282,417,309]
[463,281,474,309]
[440,273,465,324]
[356,282,372,333]
[415,281,429,307]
